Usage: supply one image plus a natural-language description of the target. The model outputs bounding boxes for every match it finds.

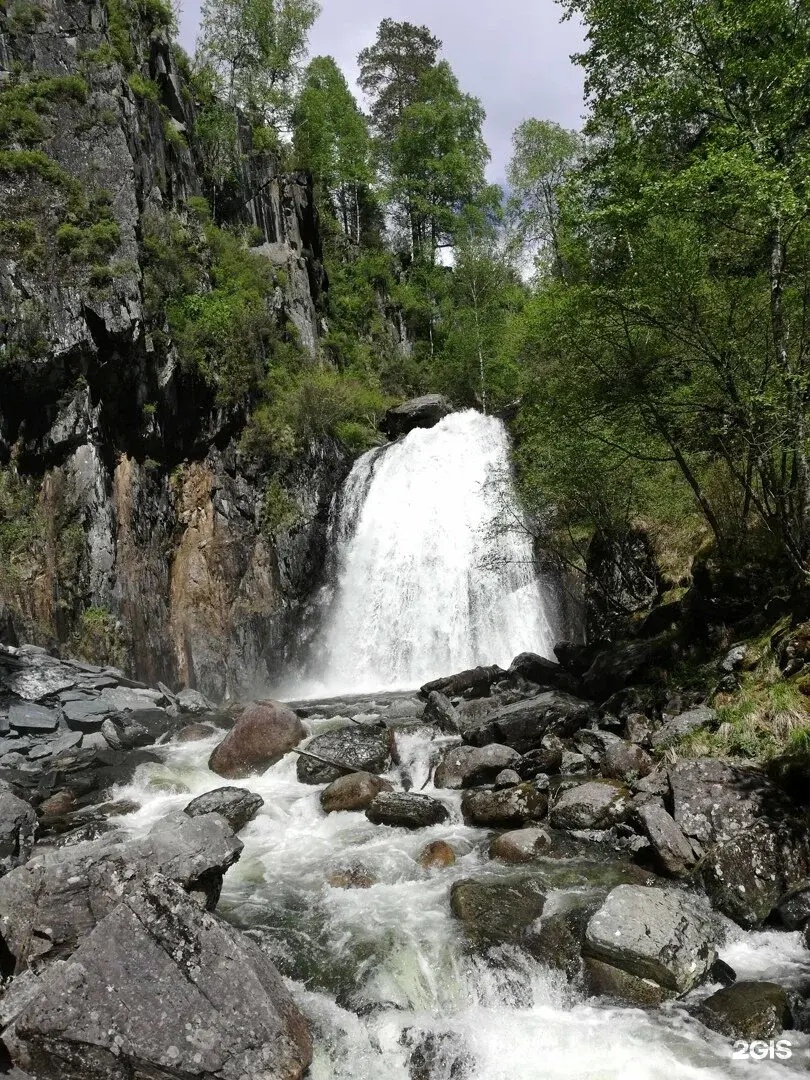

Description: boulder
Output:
[634,799,696,878]
[577,730,652,780]
[209,701,306,779]
[465,692,591,753]
[450,877,546,945]
[494,769,521,788]
[507,652,573,692]
[0,812,242,973]
[423,691,460,734]
[8,874,312,1080]
[421,664,505,700]
[402,1028,473,1080]
[461,782,548,828]
[523,895,601,979]
[418,840,456,869]
[381,394,452,438]
[327,866,376,889]
[698,982,792,1040]
[776,879,810,930]
[100,708,173,750]
[668,759,784,848]
[175,722,217,742]
[518,736,564,778]
[184,787,265,832]
[651,706,715,750]
[489,826,558,864]
[296,727,391,785]
[434,744,520,789]
[581,634,676,701]
[0,782,37,876]
[62,698,113,732]
[584,885,717,995]
[583,956,670,1006]
[366,791,449,829]
[320,771,393,813]
[176,687,216,714]
[549,781,629,830]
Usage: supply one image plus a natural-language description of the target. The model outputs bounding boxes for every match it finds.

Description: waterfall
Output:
[299,409,557,696]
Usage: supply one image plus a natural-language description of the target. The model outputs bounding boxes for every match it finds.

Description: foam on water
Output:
[113,719,810,1079]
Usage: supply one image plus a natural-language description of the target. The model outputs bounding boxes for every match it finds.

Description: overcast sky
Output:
[178,1,586,183]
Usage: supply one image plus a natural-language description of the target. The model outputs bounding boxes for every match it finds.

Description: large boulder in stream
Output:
[0,812,242,973]
[421,665,505,700]
[465,692,591,754]
[366,791,449,829]
[209,701,306,779]
[461,782,548,827]
[381,394,452,439]
[184,787,265,832]
[320,771,393,813]
[548,780,629,830]
[697,982,793,1040]
[434,744,520,789]
[297,728,392,784]
[583,885,717,1001]
[6,874,312,1080]
[450,877,546,945]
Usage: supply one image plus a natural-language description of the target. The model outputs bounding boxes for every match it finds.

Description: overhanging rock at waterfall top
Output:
[380,395,453,439]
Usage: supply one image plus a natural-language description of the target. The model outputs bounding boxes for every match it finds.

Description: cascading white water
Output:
[300,410,557,696]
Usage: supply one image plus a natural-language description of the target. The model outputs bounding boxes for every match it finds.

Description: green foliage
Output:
[5,0,46,30]
[0,149,78,190]
[262,478,302,534]
[127,72,160,102]
[358,19,440,142]
[105,0,174,68]
[0,75,88,148]
[68,606,127,669]
[56,218,121,262]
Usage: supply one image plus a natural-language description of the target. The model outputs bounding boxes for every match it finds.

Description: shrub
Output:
[262,479,302,534]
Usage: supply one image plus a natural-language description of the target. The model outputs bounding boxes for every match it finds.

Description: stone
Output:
[776,879,810,929]
[26,731,82,760]
[1,665,75,703]
[584,885,717,994]
[381,394,452,438]
[720,645,748,674]
[465,692,591,753]
[698,982,792,1040]
[668,759,784,848]
[549,781,629,830]
[0,812,243,973]
[581,635,677,701]
[176,687,215,714]
[210,700,306,779]
[518,736,564,778]
[8,704,60,735]
[62,697,113,732]
[0,782,37,876]
[421,664,506,700]
[583,956,670,1006]
[560,750,587,774]
[651,706,715,750]
[38,790,76,818]
[624,713,652,746]
[523,895,602,979]
[296,727,391,784]
[450,877,546,945]
[423,690,460,734]
[366,791,449,829]
[461,782,548,827]
[402,1029,473,1080]
[327,866,376,889]
[507,652,573,691]
[99,686,167,712]
[489,826,558,863]
[494,768,522,788]
[418,840,456,869]
[175,722,218,741]
[9,874,312,1080]
[320,771,393,813]
[184,787,265,832]
[434,743,520,789]
[634,800,696,878]
[596,732,653,780]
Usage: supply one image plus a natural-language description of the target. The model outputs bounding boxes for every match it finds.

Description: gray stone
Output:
[320,771,393,813]
[634,799,696,878]
[489,826,559,863]
[698,982,791,1040]
[0,782,37,876]
[1,665,76,703]
[211,701,306,779]
[549,781,629,830]
[366,791,449,829]
[176,687,215,715]
[423,690,460,734]
[651,706,715,749]
[776,879,810,930]
[381,394,452,438]
[434,743,520,789]
[461,782,548,827]
[583,956,670,1006]
[9,874,312,1080]
[297,728,391,785]
[100,708,173,750]
[560,750,588,775]
[494,768,522,789]
[450,877,546,945]
[99,685,166,712]
[584,885,717,994]
[465,691,591,753]
[184,787,264,832]
[26,731,83,761]
[8,704,60,734]
[63,697,113,731]
[719,645,748,674]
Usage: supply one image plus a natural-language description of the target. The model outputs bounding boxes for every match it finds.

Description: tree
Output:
[196,0,320,129]
[357,19,440,142]
[293,56,374,242]
[506,118,580,276]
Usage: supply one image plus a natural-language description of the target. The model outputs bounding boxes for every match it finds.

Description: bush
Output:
[262,479,302,534]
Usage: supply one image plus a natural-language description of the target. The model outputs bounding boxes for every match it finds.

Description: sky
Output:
[178,0,586,184]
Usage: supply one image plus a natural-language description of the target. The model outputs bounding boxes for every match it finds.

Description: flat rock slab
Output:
[1,667,76,703]
[584,884,717,993]
[8,704,60,735]
[465,691,591,753]
[434,744,520,789]
[63,698,113,732]
[461,783,548,827]
[184,787,265,832]
[10,874,312,1080]
[297,728,391,785]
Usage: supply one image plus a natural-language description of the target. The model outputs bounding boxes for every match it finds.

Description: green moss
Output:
[127,72,160,103]
[0,219,44,266]
[56,218,121,262]
[162,116,187,149]
[0,149,78,190]
[68,606,127,669]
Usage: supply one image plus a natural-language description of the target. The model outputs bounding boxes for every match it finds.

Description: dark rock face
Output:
[450,878,546,945]
[380,395,452,439]
[581,634,677,701]
[421,665,505,700]
[8,874,312,1080]
[465,692,591,754]
[584,528,661,641]
[634,800,696,878]
[507,652,574,692]
[296,728,391,784]
[366,791,449,829]
[523,896,601,979]
[698,982,792,1040]
[423,690,460,734]
[209,701,306,779]
[0,783,37,877]
[184,787,265,832]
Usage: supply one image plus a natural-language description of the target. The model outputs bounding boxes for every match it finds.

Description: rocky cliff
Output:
[0,0,350,698]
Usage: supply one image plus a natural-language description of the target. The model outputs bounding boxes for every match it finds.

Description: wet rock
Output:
[402,1028,473,1080]
[210,700,306,779]
[708,958,737,987]
[776,879,810,929]
[450,877,546,945]
[518,736,564,778]
[461,783,548,828]
[584,885,717,995]
[583,956,670,1006]
[549,781,629,830]
[507,652,573,692]
[0,782,37,876]
[8,704,60,735]
[320,771,393,813]
[651,706,715,750]
[296,727,391,784]
[421,665,505,700]
[434,744,520,789]
[418,840,457,869]
[698,982,792,1040]
[489,826,559,863]
[184,787,264,832]
[175,722,218,742]
[8,874,312,1079]
[494,768,522,788]
[523,895,601,979]
[62,698,113,732]
[465,692,592,753]
[423,691,460,734]
[176,687,216,714]
[101,707,172,750]
[366,791,449,829]
[381,394,452,438]
[38,790,76,818]
[560,750,588,774]
[634,800,696,878]
[327,865,376,889]
[0,812,242,972]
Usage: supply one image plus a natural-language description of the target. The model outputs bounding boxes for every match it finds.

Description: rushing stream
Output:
[113,411,809,1077]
